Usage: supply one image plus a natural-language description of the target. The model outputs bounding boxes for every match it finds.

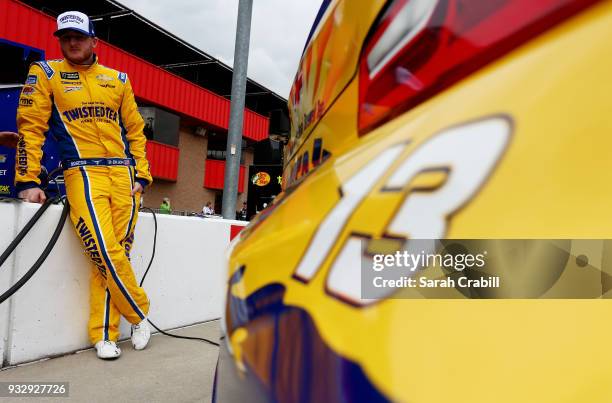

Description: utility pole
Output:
[222,0,253,219]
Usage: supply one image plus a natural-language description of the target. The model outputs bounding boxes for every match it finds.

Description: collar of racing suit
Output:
[64,53,99,71]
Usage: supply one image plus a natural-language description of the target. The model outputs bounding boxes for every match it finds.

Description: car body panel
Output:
[286,0,387,174]
[216,1,612,402]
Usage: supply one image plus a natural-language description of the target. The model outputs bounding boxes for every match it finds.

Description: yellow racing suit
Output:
[16,56,152,344]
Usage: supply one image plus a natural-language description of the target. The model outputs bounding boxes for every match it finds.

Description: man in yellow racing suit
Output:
[16,11,152,360]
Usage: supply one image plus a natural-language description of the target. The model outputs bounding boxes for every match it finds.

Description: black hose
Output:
[0,197,54,269]
[138,207,157,289]
[147,318,219,346]
[138,207,220,347]
[0,197,69,304]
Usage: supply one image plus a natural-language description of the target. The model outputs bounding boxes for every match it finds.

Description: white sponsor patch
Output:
[96,74,114,81]
[64,86,82,93]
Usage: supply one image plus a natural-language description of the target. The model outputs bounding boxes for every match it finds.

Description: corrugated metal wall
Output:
[204,159,245,193]
[0,0,270,141]
[146,141,179,181]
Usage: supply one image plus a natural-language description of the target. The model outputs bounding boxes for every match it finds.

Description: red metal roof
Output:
[0,0,270,141]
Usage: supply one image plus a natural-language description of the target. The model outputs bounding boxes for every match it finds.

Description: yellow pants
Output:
[64,165,149,344]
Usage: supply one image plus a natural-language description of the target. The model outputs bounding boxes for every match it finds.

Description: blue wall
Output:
[0,86,20,197]
[0,39,63,198]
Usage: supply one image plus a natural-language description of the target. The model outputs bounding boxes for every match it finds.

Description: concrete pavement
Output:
[0,320,220,402]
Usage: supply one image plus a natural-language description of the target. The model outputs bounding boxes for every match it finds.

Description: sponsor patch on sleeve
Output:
[22,86,36,96]
[36,61,55,79]
[19,98,34,107]
[25,75,37,85]
[118,72,127,83]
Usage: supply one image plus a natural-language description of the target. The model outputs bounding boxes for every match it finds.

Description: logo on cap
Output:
[60,14,84,24]
[54,11,95,37]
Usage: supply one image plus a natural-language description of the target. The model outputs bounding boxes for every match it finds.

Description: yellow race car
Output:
[214,0,612,402]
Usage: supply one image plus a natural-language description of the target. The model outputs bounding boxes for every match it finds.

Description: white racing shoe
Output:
[131,318,151,350]
[95,341,121,360]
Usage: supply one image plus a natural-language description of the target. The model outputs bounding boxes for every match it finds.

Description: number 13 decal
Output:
[294,116,513,304]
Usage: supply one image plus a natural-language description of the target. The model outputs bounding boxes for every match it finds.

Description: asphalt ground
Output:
[0,320,220,403]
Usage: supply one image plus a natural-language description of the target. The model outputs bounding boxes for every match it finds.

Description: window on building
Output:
[207,135,246,164]
[138,106,180,145]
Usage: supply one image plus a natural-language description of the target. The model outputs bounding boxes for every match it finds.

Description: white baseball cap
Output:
[54,11,95,37]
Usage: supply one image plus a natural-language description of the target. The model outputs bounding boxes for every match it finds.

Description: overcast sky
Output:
[118,0,322,98]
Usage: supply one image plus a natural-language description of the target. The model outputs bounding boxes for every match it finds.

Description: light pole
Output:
[222,0,253,219]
